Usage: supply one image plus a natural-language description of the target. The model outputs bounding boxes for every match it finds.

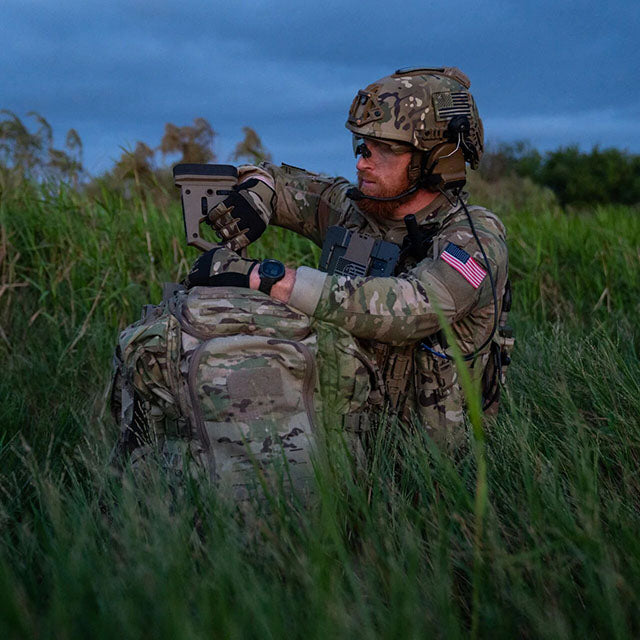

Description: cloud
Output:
[2,0,638,175]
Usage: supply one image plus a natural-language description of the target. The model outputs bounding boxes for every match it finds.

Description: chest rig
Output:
[370,215,444,414]
[318,213,444,416]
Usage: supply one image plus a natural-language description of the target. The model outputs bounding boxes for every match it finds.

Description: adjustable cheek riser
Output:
[173,164,239,252]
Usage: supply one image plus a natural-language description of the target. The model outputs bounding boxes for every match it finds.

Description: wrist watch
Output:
[258,259,286,295]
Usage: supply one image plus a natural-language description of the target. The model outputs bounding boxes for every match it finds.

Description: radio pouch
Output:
[319,225,400,277]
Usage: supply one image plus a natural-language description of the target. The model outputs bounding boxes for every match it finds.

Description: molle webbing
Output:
[371,342,414,411]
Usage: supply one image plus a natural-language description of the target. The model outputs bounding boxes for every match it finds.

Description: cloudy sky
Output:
[2,0,638,179]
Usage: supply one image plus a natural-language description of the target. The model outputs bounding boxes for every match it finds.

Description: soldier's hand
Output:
[183,245,258,288]
[206,178,275,252]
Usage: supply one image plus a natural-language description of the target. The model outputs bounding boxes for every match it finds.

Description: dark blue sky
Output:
[2,0,638,180]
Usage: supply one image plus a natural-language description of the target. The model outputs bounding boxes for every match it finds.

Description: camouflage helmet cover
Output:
[346,67,484,169]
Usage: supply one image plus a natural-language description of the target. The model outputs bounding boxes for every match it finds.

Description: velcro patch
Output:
[433,92,472,121]
[227,367,284,399]
[440,242,487,289]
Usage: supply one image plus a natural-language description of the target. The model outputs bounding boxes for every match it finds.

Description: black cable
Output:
[419,189,500,363]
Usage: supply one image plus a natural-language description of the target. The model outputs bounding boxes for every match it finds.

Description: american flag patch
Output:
[440,242,487,288]
[433,92,472,121]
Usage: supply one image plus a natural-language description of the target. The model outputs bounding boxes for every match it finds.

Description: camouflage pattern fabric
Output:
[111,286,380,498]
[111,161,509,488]
[345,68,484,169]
[253,161,509,448]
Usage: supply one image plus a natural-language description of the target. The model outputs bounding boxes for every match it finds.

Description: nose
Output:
[356,154,372,172]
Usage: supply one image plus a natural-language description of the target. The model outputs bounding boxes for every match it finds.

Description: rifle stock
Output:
[173,164,238,252]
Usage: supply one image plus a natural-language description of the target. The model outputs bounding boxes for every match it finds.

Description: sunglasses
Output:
[352,135,411,160]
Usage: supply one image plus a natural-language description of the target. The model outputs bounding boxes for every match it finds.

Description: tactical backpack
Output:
[110,286,381,499]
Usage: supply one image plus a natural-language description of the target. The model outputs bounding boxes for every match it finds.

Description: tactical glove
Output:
[184,245,258,288]
[206,178,275,252]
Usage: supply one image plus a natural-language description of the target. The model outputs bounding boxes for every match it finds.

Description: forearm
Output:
[252,263,457,345]
[248,162,350,245]
[249,264,296,302]
[312,272,455,345]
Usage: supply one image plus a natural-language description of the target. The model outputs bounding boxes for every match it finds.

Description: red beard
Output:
[356,170,415,221]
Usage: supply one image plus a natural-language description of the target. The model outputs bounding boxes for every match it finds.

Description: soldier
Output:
[185,67,510,448]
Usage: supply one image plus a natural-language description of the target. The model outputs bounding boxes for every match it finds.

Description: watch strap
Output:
[259,277,274,295]
[258,259,285,295]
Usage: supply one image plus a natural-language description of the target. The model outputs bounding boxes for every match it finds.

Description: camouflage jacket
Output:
[240,162,509,447]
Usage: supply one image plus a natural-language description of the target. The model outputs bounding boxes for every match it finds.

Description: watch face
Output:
[261,259,285,279]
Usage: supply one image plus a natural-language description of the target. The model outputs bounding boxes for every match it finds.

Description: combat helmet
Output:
[346,67,484,191]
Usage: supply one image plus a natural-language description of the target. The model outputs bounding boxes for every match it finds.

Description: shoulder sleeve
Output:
[289,206,508,346]
[426,205,508,315]
[260,162,354,246]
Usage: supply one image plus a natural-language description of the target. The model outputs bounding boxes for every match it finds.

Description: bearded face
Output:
[356,163,414,220]
[351,137,419,220]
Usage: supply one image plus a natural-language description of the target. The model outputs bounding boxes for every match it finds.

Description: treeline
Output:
[1,110,639,207]
[0,110,271,198]
[479,141,640,207]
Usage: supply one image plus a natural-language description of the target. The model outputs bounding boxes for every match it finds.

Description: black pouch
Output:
[319,225,399,277]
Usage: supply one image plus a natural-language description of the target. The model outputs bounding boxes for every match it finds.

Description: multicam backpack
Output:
[110,285,381,499]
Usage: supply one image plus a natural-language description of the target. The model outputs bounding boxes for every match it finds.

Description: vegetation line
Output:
[0,113,639,638]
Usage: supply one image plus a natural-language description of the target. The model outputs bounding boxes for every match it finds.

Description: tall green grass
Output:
[0,178,639,638]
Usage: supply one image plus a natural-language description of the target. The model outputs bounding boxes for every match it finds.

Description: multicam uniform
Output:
[240,162,509,447]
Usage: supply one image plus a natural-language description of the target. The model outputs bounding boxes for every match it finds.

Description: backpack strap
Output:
[481,278,515,415]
